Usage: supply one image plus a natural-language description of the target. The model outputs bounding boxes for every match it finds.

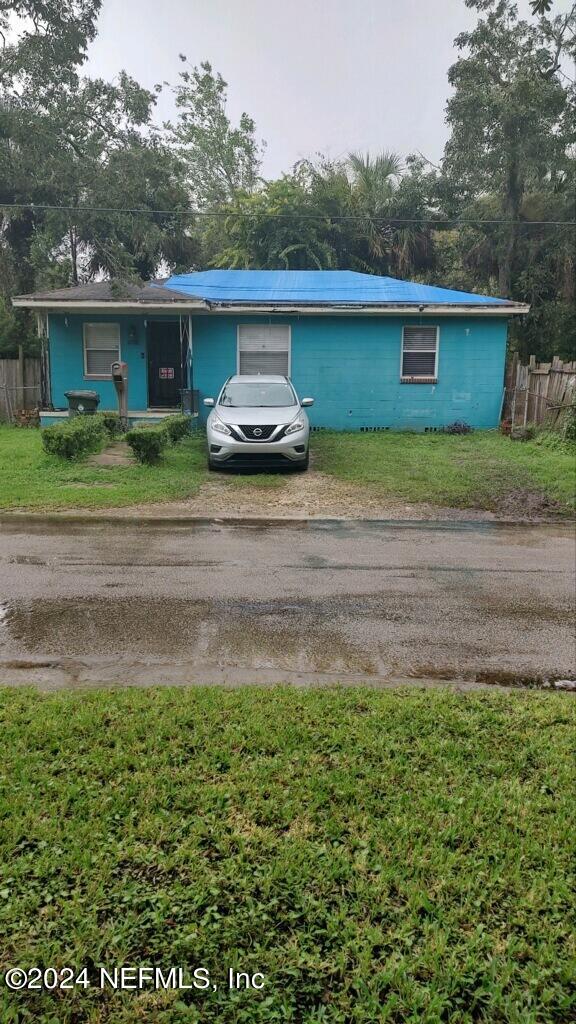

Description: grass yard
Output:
[0,686,574,1024]
[0,424,574,514]
[0,426,283,511]
[315,430,576,514]
[0,426,209,511]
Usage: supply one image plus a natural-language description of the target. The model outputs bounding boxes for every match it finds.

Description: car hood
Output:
[215,405,300,426]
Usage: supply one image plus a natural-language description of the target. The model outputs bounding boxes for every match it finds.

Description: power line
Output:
[0,201,574,227]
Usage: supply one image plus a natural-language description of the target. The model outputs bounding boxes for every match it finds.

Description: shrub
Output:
[125,424,167,463]
[100,412,123,438]
[163,413,192,444]
[41,415,106,459]
[442,421,473,435]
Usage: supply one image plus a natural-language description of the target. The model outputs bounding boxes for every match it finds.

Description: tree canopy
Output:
[0,0,574,359]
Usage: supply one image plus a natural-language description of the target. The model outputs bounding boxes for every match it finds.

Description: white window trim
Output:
[236,324,291,377]
[83,322,121,379]
[400,325,439,382]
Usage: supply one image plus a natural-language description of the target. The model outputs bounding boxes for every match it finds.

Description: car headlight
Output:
[285,417,305,436]
[212,417,231,435]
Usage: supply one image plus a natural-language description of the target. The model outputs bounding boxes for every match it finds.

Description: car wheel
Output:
[294,451,309,471]
[207,457,218,471]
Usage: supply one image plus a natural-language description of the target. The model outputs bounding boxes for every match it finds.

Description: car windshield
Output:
[219,382,297,408]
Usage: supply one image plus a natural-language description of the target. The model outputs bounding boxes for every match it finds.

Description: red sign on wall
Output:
[159,367,175,379]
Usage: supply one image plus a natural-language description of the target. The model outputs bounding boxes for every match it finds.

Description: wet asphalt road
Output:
[0,517,574,690]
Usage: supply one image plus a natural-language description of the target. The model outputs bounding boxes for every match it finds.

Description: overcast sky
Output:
[86,0,569,178]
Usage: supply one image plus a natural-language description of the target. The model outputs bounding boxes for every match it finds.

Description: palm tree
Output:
[347,151,433,278]
[347,151,402,207]
[346,151,402,270]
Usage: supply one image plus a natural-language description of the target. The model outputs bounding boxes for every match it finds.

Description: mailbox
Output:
[111,361,128,428]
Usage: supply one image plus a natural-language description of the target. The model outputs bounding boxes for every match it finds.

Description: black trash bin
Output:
[64,390,100,417]
[179,385,194,413]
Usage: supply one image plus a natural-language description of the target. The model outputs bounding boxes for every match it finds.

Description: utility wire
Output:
[0,202,574,226]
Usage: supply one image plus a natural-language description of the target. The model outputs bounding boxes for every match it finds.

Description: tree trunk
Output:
[70,226,78,285]
[498,153,522,297]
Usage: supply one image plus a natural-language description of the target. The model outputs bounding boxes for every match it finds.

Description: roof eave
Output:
[11,297,530,316]
[205,301,529,315]
[12,298,209,312]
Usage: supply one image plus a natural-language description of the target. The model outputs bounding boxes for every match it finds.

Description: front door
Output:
[147,322,183,408]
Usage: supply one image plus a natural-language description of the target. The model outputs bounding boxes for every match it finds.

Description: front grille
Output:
[240,424,277,440]
[225,453,291,467]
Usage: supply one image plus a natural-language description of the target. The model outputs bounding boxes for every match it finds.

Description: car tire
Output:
[207,457,218,471]
[294,451,309,471]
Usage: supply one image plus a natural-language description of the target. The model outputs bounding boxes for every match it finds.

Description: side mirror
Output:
[203,397,215,407]
[301,397,314,407]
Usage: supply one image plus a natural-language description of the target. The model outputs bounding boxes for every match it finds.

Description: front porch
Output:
[38,311,195,422]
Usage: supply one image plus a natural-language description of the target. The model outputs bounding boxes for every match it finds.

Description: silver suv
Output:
[204,375,313,471]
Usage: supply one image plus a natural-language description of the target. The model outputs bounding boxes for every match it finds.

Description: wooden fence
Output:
[503,354,576,431]
[0,356,41,422]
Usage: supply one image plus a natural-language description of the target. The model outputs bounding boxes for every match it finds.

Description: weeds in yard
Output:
[314,430,576,513]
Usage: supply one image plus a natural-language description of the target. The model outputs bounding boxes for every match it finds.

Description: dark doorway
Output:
[147,321,183,408]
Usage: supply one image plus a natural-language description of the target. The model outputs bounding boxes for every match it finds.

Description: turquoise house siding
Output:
[190,314,508,430]
[46,311,508,430]
[49,314,149,410]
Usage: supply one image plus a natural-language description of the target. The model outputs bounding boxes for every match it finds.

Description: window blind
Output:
[401,326,437,377]
[238,325,290,375]
[84,323,120,377]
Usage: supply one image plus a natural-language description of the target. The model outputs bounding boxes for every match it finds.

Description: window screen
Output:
[238,325,290,375]
[84,323,120,376]
[401,326,438,378]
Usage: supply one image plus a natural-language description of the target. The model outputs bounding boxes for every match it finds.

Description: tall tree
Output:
[0,4,199,301]
[168,60,263,209]
[346,151,402,270]
[211,174,335,269]
[444,0,574,296]
[0,1,101,94]
[302,153,436,279]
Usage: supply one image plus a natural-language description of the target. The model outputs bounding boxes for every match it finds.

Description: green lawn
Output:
[0,424,574,513]
[0,426,284,511]
[0,687,574,1023]
[0,426,210,510]
[315,430,576,514]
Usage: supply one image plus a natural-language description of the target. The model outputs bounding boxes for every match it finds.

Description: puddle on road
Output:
[1,588,573,683]
[0,596,381,675]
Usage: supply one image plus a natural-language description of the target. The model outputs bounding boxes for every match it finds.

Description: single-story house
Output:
[13,270,528,431]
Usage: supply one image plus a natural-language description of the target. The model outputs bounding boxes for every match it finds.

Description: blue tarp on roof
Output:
[161,270,511,306]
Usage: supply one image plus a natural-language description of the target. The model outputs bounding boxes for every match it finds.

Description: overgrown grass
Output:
[314,430,576,513]
[0,686,574,1023]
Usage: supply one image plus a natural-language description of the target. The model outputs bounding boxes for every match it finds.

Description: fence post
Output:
[17,345,25,411]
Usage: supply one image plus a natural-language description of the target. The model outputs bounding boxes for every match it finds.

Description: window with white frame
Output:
[83,323,120,377]
[401,326,438,380]
[238,325,290,376]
